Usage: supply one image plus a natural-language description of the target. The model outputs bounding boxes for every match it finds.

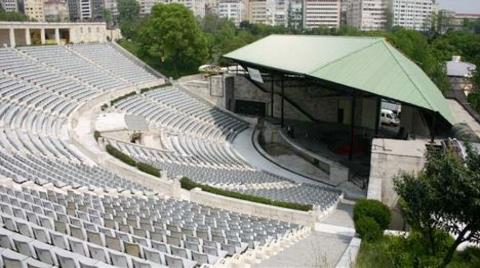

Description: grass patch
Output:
[180,177,313,211]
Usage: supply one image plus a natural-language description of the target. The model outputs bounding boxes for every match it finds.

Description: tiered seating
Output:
[114,87,249,142]
[110,87,342,209]
[0,177,302,267]
[0,49,97,101]
[18,46,128,91]
[71,43,158,86]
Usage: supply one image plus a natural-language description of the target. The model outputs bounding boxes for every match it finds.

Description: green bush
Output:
[179,177,313,211]
[110,91,137,106]
[468,92,480,113]
[355,216,383,241]
[136,162,160,177]
[105,144,136,166]
[354,199,391,230]
[93,131,101,142]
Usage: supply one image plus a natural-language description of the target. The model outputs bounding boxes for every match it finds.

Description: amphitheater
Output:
[0,39,358,268]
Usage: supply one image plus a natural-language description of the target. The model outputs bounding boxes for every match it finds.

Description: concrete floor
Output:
[253,231,352,268]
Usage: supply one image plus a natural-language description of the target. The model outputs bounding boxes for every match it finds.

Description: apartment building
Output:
[303,0,341,29]
[391,0,434,31]
[347,0,387,31]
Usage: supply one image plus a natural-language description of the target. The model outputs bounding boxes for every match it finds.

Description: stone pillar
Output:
[25,28,31,45]
[55,28,60,45]
[9,28,15,47]
[40,28,46,44]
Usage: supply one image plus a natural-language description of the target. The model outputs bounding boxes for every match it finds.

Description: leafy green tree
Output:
[395,147,480,267]
[137,3,208,77]
[0,7,30,21]
[117,0,140,39]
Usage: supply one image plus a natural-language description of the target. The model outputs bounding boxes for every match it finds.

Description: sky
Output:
[437,0,480,13]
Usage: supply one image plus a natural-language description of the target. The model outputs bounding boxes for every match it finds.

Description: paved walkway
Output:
[254,231,352,268]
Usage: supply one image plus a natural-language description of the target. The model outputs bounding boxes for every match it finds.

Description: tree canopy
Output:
[0,7,30,21]
[394,146,480,267]
[136,4,208,77]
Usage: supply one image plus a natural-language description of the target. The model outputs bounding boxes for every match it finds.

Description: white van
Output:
[380,109,400,126]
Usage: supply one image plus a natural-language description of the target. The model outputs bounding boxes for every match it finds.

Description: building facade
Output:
[24,0,45,21]
[347,0,387,31]
[391,0,434,31]
[248,0,267,24]
[0,0,19,12]
[218,0,246,26]
[303,0,341,29]
[44,0,69,22]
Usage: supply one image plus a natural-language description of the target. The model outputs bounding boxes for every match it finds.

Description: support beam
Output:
[430,112,436,143]
[374,96,381,136]
[40,28,46,44]
[9,28,15,47]
[349,92,357,160]
[25,28,31,45]
[271,74,274,117]
[55,28,60,44]
[281,75,285,128]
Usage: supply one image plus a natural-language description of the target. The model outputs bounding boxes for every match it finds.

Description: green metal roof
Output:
[224,35,453,124]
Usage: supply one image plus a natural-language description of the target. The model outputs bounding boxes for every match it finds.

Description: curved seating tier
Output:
[109,87,342,209]
[0,177,302,267]
[70,43,159,86]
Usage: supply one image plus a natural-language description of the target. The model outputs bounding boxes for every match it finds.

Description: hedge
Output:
[140,83,171,94]
[355,216,383,241]
[136,162,161,177]
[105,144,136,166]
[110,91,137,106]
[180,177,313,211]
[353,199,391,230]
[94,131,101,142]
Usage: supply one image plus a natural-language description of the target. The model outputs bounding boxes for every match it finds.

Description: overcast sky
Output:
[438,0,480,13]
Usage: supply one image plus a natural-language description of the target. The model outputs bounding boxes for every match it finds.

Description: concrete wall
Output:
[367,138,427,207]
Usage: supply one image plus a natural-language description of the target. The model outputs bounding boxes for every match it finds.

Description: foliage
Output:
[353,199,391,230]
[355,216,383,241]
[106,144,161,177]
[0,8,30,21]
[355,232,480,268]
[106,144,136,166]
[136,162,160,177]
[394,146,480,266]
[93,131,101,142]
[180,177,313,211]
[110,91,137,106]
[117,0,140,39]
[136,4,208,78]
[468,92,480,114]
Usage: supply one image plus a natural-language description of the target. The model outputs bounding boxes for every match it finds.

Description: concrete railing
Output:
[335,237,361,268]
[189,187,319,227]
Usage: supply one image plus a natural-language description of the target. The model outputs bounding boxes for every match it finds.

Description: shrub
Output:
[179,177,313,211]
[93,131,101,142]
[105,144,136,166]
[355,216,383,241]
[136,162,160,177]
[354,199,391,230]
[110,91,137,106]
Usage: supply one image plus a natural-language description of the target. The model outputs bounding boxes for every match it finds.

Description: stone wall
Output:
[368,138,427,207]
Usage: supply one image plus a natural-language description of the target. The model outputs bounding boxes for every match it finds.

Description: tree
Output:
[394,146,480,267]
[0,7,30,21]
[137,3,208,77]
[117,0,140,39]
